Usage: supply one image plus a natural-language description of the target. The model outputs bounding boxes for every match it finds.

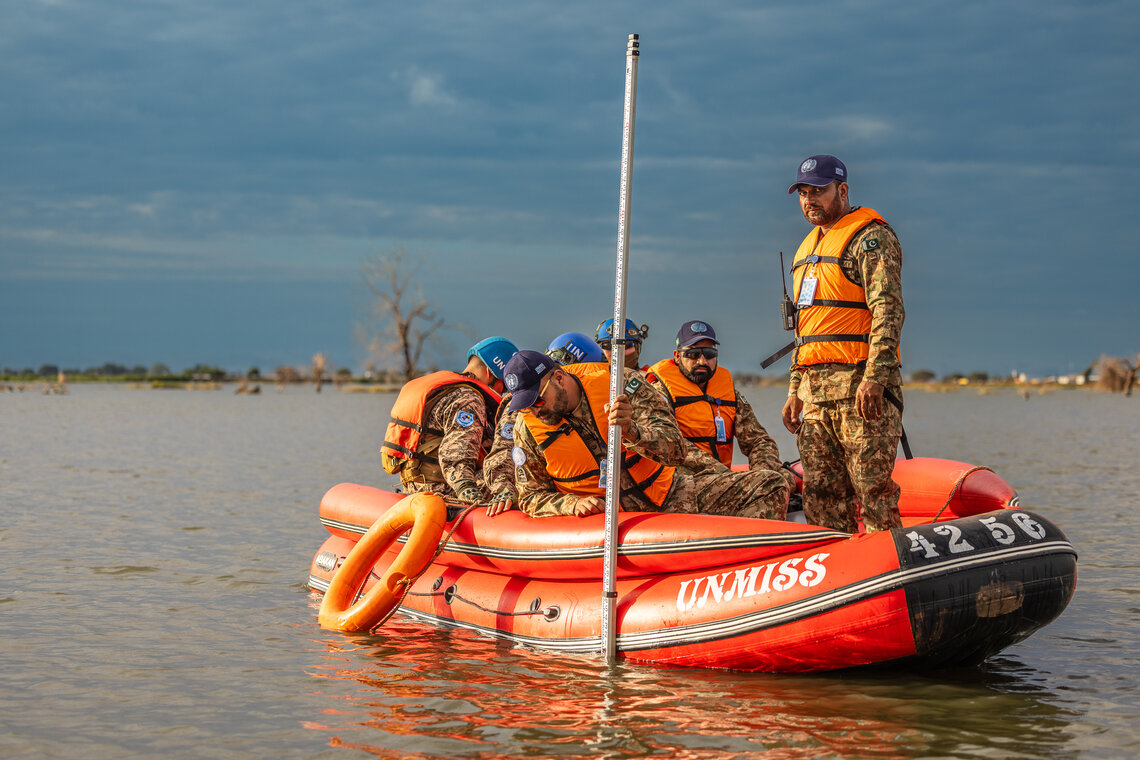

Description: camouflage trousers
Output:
[797,394,903,533]
[401,477,452,497]
[400,476,487,502]
[662,467,790,520]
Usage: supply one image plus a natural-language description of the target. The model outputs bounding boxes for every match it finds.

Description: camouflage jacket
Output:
[789,218,905,402]
[482,393,519,501]
[645,376,786,475]
[513,375,686,518]
[401,384,494,500]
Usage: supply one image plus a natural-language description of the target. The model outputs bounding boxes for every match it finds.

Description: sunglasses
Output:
[681,347,719,360]
[599,341,640,352]
[528,373,557,409]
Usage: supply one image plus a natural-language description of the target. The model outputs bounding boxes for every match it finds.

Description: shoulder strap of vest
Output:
[792,255,843,272]
[537,422,575,453]
[388,416,444,438]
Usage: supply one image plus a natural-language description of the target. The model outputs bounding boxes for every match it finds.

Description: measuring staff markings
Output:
[676,552,831,612]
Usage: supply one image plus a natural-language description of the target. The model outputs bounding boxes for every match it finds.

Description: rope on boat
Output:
[930,465,994,523]
[395,502,555,618]
[405,587,552,618]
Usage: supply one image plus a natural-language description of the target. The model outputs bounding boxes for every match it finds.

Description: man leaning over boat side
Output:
[646,319,794,517]
[780,155,905,533]
[483,332,605,516]
[502,350,788,520]
[380,337,518,502]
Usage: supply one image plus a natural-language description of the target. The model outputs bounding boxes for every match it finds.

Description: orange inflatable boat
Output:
[307,457,1076,673]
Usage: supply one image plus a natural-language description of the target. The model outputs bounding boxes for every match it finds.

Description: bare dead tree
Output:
[1094,353,1139,395]
[357,248,448,381]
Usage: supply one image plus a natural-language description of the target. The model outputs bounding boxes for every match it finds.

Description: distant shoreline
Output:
[0,377,1109,395]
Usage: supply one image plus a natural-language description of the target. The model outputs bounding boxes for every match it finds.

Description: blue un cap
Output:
[547,332,605,365]
[504,350,557,412]
[595,318,644,344]
[787,155,847,194]
[467,336,518,380]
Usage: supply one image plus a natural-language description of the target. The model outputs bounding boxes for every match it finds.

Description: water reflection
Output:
[303,608,1085,759]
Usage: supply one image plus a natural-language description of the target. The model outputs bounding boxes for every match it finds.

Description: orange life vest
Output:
[380,371,501,474]
[518,366,674,507]
[791,206,884,367]
[648,359,737,466]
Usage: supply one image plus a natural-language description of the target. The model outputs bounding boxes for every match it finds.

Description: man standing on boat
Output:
[503,350,788,520]
[483,333,605,517]
[780,155,904,533]
[647,320,794,505]
[380,336,518,503]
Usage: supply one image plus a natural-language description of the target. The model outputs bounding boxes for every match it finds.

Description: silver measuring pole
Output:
[601,32,639,666]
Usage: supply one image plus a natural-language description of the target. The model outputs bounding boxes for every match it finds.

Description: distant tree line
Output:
[0,362,362,384]
[0,363,229,381]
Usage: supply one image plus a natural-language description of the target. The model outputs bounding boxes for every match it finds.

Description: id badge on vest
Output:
[597,457,607,488]
[714,413,727,443]
[797,276,818,308]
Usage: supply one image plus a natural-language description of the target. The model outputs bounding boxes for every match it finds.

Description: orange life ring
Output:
[318,492,446,632]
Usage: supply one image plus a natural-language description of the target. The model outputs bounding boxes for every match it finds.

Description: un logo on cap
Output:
[505,373,518,391]
[800,158,817,173]
[691,322,707,333]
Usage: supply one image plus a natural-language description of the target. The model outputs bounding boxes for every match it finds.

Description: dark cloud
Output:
[2,0,1137,376]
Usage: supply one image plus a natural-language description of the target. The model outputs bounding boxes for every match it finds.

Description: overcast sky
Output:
[2,0,1137,378]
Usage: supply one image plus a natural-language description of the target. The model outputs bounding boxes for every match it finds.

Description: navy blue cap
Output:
[676,320,719,348]
[787,155,847,194]
[504,350,557,412]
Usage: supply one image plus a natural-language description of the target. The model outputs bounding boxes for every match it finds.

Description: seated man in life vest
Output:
[484,332,605,517]
[379,336,517,502]
[594,317,650,372]
[647,321,795,514]
[504,349,789,520]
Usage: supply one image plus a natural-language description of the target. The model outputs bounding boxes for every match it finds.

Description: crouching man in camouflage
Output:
[483,332,605,516]
[647,319,793,518]
[379,337,517,502]
[502,350,788,520]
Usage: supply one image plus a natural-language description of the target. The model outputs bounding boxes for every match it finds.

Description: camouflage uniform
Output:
[482,393,519,503]
[400,384,495,501]
[485,368,634,507]
[514,374,788,520]
[789,219,904,533]
[648,374,794,516]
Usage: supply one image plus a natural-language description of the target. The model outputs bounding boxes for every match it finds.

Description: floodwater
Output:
[1,383,1136,759]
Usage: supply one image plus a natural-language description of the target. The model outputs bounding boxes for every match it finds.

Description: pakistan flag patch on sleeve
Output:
[624,377,644,396]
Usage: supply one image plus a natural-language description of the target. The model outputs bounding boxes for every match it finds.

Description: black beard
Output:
[682,364,712,385]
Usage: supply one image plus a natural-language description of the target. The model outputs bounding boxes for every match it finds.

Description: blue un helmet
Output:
[546,332,605,366]
[594,318,646,345]
[467,336,518,380]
